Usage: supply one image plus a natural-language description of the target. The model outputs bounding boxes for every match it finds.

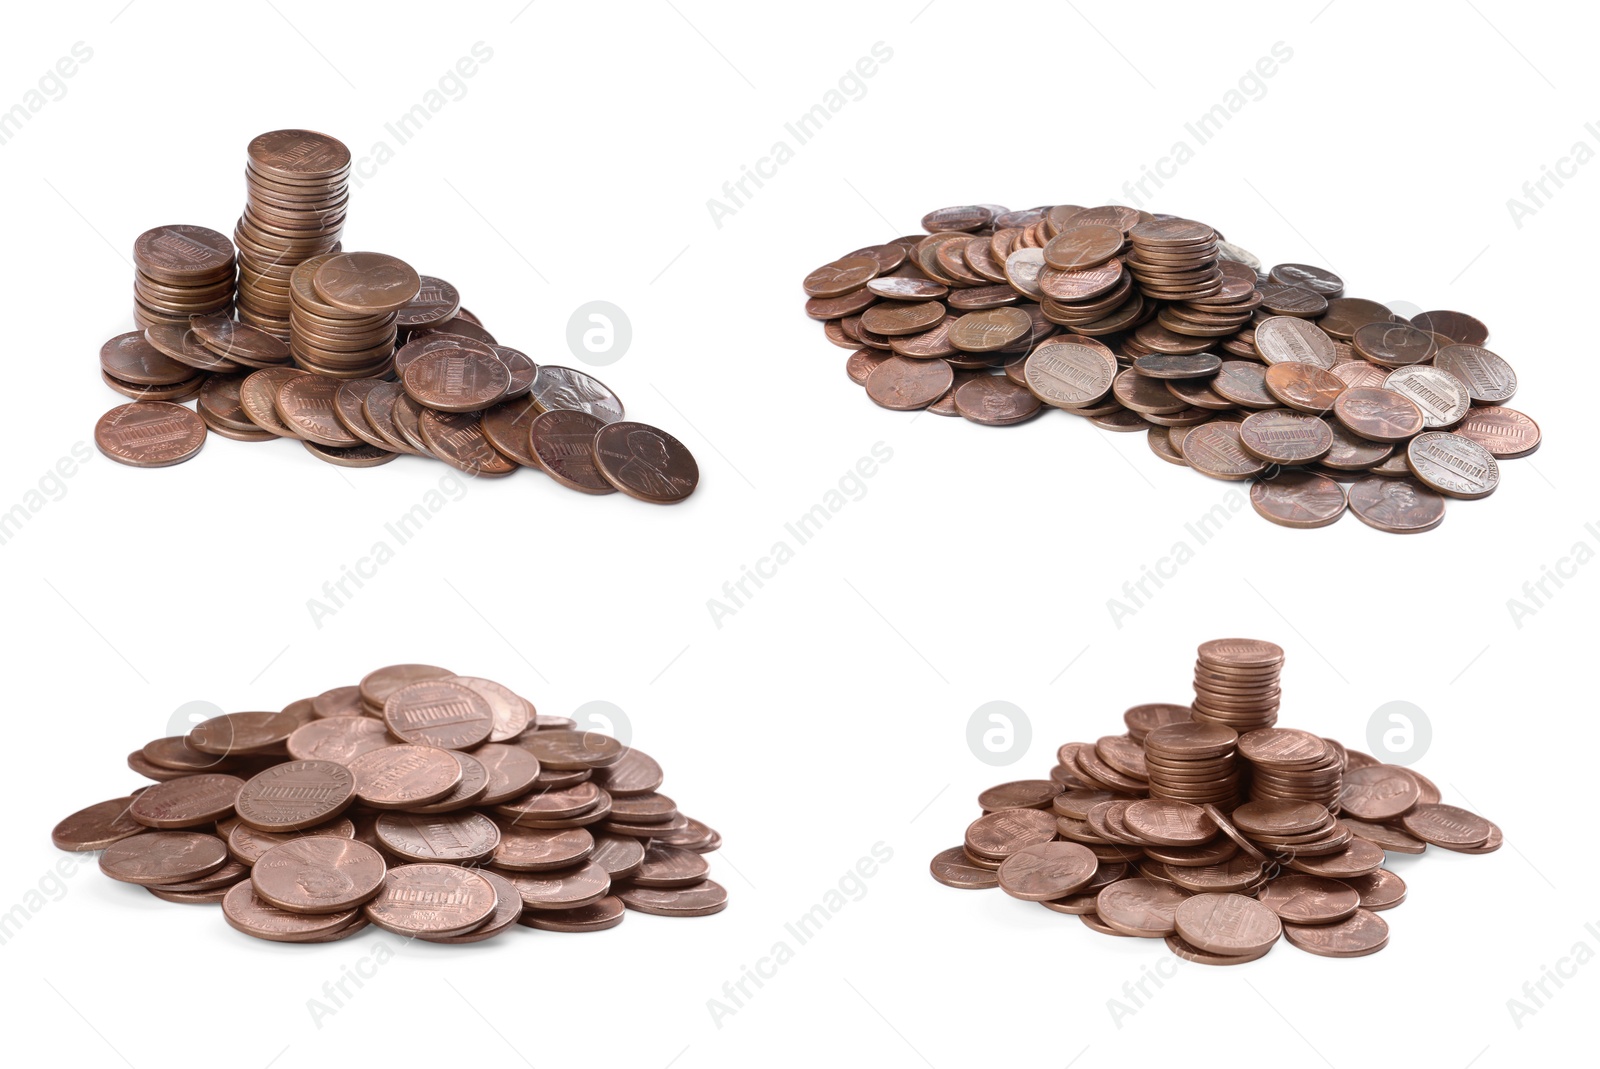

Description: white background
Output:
[2,1,1596,1067]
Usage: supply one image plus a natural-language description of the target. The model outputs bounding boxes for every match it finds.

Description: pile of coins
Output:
[51,664,726,943]
[93,130,699,501]
[133,224,236,330]
[929,637,1499,963]
[235,129,350,337]
[804,203,1540,533]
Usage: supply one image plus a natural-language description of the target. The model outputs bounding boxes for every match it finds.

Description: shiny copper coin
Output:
[1283,908,1389,957]
[1343,868,1407,910]
[227,818,356,865]
[492,825,593,871]
[1181,422,1266,480]
[527,408,616,493]
[1268,263,1343,296]
[402,347,511,412]
[1123,800,1217,846]
[223,881,360,942]
[383,678,495,749]
[418,409,517,476]
[930,845,1001,889]
[591,420,699,503]
[311,252,420,314]
[286,717,390,764]
[94,402,207,467]
[364,863,497,936]
[965,808,1058,860]
[1400,803,1492,847]
[251,837,385,914]
[1348,475,1446,533]
[997,841,1098,901]
[52,797,144,851]
[519,730,624,770]
[1174,892,1281,955]
[1257,874,1361,925]
[274,374,360,447]
[1095,878,1189,937]
[1285,838,1386,880]
[1334,387,1425,442]
[1455,406,1539,458]
[348,745,462,809]
[130,774,244,828]
[100,831,229,885]
[861,300,945,337]
[133,224,235,280]
[1430,343,1513,404]
[1254,316,1336,368]
[234,760,355,832]
[498,859,611,911]
[1239,410,1333,465]
[518,895,627,931]
[633,843,711,889]
[188,314,291,367]
[1249,470,1347,528]
[1264,362,1345,413]
[617,879,728,917]
[1384,365,1470,429]
[395,275,461,328]
[374,810,500,863]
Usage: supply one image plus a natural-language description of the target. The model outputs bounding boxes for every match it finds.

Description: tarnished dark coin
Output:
[1268,263,1343,296]
[1348,475,1446,534]
[100,831,229,885]
[527,408,615,493]
[922,205,993,232]
[591,421,699,503]
[95,402,207,467]
[52,797,144,851]
[1455,405,1539,458]
[1410,309,1488,345]
[1352,320,1437,367]
[1405,432,1499,499]
[1433,344,1515,404]
[528,365,625,422]
[1134,353,1221,379]
[1334,387,1425,442]
[364,863,497,936]
[101,331,196,385]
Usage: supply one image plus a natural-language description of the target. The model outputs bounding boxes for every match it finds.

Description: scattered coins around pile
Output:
[805,203,1540,533]
[929,638,1498,963]
[94,130,698,502]
[52,664,725,944]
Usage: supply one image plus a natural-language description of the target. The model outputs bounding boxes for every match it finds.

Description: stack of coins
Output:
[804,202,1540,533]
[50,663,727,944]
[1192,637,1282,732]
[288,251,416,378]
[1143,721,1240,807]
[930,636,1500,963]
[133,225,236,330]
[236,129,351,338]
[1238,727,1344,810]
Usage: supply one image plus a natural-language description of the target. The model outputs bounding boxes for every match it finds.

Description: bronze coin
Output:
[922,204,994,232]
[1264,362,1345,413]
[1320,423,1393,471]
[133,224,235,280]
[418,409,518,476]
[1239,410,1333,465]
[1348,475,1446,533]
[331,379,401,451]
[52,797,144,851]
[591,421,699,503]
[384,678,495,749]
[227,818,356,865]
[100,831,229,886]
[1212,361,1276,409]
[496,780,603,821]
[465,743,542,805]
[359,663,453,709]
[528,365,625,422]
[633,843,712,889]
[1342,868,1408,911]
[274,374,360,447]
[1339,818,1426,854]
[1249,470,1347,528]
[1433,344,1515,404]
[302,440,398,468]
[1400,803,1492,847]
[348,745,462,809]
[978,780,1062,812]
[1174,892,1281,955]
[185,711,290,757]
[1254,316,1336,368]
[1405,432,1499,499]
[861,300,945,337]
[954,375,1042,426]
[311,252,420,314]
[395,275,461,328]
[1257,283,1327,318]
[364,863,498,936]
[286,717,391,764]
[101,331,197,386]
[864,355,952,411]
[1411,309,1488,345]
[492,825,593,871]
[519,730,624,770]
[234,760,355,832]
[1123,800,1217,846]
[1283,908,1389,957]
[499,859,612,911]
[617,879,728,917]
[375,811,501,863]
[222,882,361,942]
[1285,838,1385,879]
[1095,878,1189,937]
[1134,353,1222,379]
[94,402,207,467]
[188,314,291,367]
[929,846,1001,889]
[590,835,649,880]
[141,735,237,772]
[1043,224,1123,269]
[1351,320,1437,367]
[130,774,244,829]
[248,128,350,178]
[1163,854,1261,893]
[948,307,1032,353]
[867,277,947,301]
[1333,387,1425,442]
[803,256,879,298]
[846,348,889,386]
[237,367,307,437]
[996,841,1098,901]
[251,837,385,914]
[1181,422,1266,480]
[1268,263,1343,296]
[965,808,1058,860]
[1163,932,1273,966]
[1330,361,1390,390]
[402,347,512,412]
[1383,365,1470,429]
[1256,874,1360,924]
[1455,405,1539,458]
[480,394,541,467]
[1024,341,1117,408]
[528,408,615,493]
[519,895,628,932]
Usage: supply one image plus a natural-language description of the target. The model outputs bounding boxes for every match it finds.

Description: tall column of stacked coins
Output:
[929,638,1499,963]
[50,664,727,943]
[804,202,1541,533]
[235,130,350,338]
[92,129,699,499]
[1191,637,1282,732]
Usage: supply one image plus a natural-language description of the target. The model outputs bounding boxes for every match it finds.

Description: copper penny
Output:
[395,275,461,328]
[1181,422,1266,480]
[1024,341,1117,408]
[1239,410,1333,465]
[94,402,207,467]
[1352,320,1437,367]
[1405,432,1499,499]
[1434,343,1516,404]
[251,837,385,914]
[1455,406,1539,458]
[130,774,244,828]
[418,409,517,476]
[311,252,420,314]
[1343,868,1408,910]
[528,408,616,494]
[617,879,728,917]
[222,882,360,942]
[1348,475,1446,533]
[1212,361,1276,409]
[479,394,540,466]
[1095,878,1189,937]
[227,819,356,866]
[364,863,498,936]
[965,808,1058,860]
[997,841,1098,901]
[100,831,228,885]
[1123,800,1217,846]
[591,421,699,503]
[1249,470,1347,528]
[52,797,144,851]
[383,679,495,749]
[1264,362,1345,413]
[930,846,1001,889]
[498,859,612,911]
[1334,387,1425,442]
[1256,874,1360,924]
[528,365,625,422]
[1283,908,1389,957]
[519,895,628,931]
[954,375,1042,425]
[1254,316,1336,368]
[234,760,355,832]
[861,300,945,337]
[373,810,500,863]
[286,717,390,764]
[519,730,624,770]
[867,277,947,300]
[133,224,235,280]
[803,256,879,298]
[1174,892,1281,955]
[1400,803,1492,847]
[101,331,197,385]
[402,347,512,412]
[348,744,462,809]
[491,825,593,871]
[1410,309,1488,345]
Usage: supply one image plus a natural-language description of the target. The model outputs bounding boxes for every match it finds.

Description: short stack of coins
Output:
[803,202,1541,534]
[288,251,412,378]
[235,129,351,338]
[133,225,236,330]
[1143,721,1240,808]
[50,663,727,944]
[929,636,1501,963]
[1238,727,1344,810]
[1192,637,1282,732]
